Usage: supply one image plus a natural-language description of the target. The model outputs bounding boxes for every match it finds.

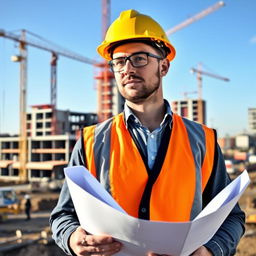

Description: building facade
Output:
[0,105,97,182]
[248,108,256,134]
[171,99,206,124]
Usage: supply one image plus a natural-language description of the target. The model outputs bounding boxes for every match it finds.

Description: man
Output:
[50,9,245,256]
[24,194,31,220]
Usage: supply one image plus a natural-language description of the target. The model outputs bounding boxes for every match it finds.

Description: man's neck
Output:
[127,100,165,131]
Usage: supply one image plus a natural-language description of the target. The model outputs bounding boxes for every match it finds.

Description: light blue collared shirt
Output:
[124,100,172,170]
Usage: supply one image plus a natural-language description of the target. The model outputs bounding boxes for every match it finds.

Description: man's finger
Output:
[83,234,114,246]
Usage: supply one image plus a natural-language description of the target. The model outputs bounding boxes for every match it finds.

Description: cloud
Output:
[250,36,256,44]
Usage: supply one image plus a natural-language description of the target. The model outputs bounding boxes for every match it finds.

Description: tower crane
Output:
[0,29,99,112]
[190,63,230,100]
[0,29,100,182]
[190,63,230,124]
[164,1,226,125]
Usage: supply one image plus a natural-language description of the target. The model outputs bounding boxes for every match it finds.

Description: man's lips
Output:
[122,76,144,86]
[124,79,142,85]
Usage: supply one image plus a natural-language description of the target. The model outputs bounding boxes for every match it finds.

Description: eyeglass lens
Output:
[111,52,148,71]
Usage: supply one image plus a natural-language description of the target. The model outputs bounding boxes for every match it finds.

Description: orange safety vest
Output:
[83,113,216,222]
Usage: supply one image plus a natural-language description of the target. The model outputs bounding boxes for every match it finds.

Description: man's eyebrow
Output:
[112,54,126,59]
[112,51,146,59]
[113,56,126,59]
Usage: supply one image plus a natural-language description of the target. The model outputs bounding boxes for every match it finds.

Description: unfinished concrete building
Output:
[0,105,97,182]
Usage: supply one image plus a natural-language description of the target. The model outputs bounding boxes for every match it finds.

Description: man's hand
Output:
[69,226,122,256]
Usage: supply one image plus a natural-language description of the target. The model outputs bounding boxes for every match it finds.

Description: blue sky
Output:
[0,0,255,137]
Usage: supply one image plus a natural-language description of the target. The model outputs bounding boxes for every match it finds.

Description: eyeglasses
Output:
[109,51,163,73]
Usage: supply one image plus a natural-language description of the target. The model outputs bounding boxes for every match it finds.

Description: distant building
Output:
[0,134,75,181]
[218,136,236,150]
[0,105,97,182]
[27,104,97,136]
[235,133,256,151]
[248,108,256,134]
[171,99,206,124]
[235,134,250,150]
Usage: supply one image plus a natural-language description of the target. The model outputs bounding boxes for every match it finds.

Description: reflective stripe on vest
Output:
[83,113,216,222]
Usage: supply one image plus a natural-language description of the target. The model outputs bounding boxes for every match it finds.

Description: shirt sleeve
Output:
[49,138,85,255]
[203,144,245,256]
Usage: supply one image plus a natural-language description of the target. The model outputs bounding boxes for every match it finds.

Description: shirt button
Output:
[150,134,154,138]
[151,156,155,160]
[141,207,147,213]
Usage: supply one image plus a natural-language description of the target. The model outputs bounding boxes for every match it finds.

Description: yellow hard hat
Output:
[97,9,176,61]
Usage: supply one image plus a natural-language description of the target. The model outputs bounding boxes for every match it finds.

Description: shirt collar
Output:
[124,99,172,128]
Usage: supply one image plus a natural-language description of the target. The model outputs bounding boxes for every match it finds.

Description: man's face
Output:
[112,42,169,104]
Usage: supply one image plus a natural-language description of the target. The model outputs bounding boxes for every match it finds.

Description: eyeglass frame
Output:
[108,51,164,73]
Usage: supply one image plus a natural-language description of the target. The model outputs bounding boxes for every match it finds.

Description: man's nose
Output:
[121,59,135,74]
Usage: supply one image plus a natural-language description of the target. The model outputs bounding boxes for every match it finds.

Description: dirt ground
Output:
[0,211,65,256]
[237,233,256,256]
[235,182,256,256]
[1,241,66,256]
[1,178,256,256]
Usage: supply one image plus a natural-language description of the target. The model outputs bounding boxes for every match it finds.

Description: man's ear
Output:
[160,59,170,77]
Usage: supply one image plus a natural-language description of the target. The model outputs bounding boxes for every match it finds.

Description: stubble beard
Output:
[120,70,161,104]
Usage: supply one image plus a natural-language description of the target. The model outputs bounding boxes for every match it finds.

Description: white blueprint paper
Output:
[64,166,250,256]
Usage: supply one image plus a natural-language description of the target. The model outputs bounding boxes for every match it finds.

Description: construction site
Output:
[1,0,256,255]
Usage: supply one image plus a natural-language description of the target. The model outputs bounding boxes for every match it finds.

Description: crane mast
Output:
[19,31,28,182]
[50,53,58,135]
[97,0,115,122]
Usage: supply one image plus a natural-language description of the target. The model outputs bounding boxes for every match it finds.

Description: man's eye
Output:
[114,59,125,66]
[133,56,146,62]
